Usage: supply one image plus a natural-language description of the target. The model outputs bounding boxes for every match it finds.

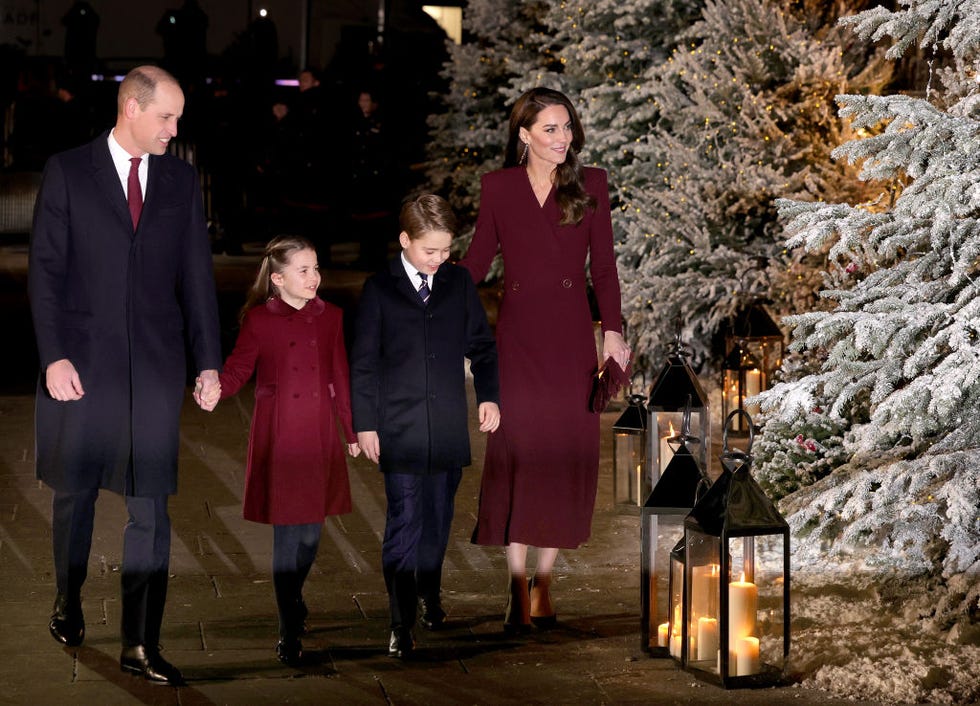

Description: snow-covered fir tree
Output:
[423,0,554,246]
[616,0,890,374]
[541,0,700,170]
[754,0,980,626]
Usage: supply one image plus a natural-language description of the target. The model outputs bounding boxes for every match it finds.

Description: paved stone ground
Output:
[0,244,882,705]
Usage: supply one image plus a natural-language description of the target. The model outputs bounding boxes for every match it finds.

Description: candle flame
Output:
[739,571,745,582]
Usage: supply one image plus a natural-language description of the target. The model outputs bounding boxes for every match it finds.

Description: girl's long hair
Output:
[504,87,596,225]
[240,235,315,323]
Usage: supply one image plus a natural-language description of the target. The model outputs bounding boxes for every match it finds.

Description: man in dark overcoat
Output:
[28,65,222,686]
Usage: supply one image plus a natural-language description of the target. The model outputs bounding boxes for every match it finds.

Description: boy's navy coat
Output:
[351,257,499,474]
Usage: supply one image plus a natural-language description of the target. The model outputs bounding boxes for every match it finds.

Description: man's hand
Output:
[45,359,84,401]
[194,369,221,411]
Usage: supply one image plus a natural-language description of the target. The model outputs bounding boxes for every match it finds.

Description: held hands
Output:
[357,431,380,464]
[45,359,84,401]
[478,402,501,433]
[193,369,221,411]
[347,442,361,458]
[603,330,631,371]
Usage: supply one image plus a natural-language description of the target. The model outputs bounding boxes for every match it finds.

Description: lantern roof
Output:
[729,301,782,341]
[684,466,788,536]
[612,394,647,432]
[644,441,705,514]
[648,355,708,411]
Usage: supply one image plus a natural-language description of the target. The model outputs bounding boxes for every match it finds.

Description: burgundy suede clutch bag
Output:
[589,358,631,413]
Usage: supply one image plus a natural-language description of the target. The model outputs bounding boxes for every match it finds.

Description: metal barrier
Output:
[0,172,41,236]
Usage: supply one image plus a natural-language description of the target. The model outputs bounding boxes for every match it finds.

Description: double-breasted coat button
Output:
[561,278,572,288]
[511,281,521,291]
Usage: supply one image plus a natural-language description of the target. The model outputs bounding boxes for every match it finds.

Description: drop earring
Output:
[520,142,529,164]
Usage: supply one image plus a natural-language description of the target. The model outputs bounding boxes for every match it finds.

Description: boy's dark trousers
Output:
[381,469,462,629]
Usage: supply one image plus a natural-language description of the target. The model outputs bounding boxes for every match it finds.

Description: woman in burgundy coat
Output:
[461,88,631,633]
[212,236,359,665]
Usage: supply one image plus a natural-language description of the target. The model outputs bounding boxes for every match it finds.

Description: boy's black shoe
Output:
[418,597,446,630]
[388,627,415,659]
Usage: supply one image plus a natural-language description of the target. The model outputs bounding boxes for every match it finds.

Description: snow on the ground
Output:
[791,571,980,704]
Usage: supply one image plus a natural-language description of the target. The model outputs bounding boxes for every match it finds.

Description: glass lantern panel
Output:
[643,513,685,652]
[649,409,710,479]
[721,369,755,433]
[740,337,783,386]
[668,547,685,659]
[614,431,646,506]
[684,529,721,668]
[722,533,788,679]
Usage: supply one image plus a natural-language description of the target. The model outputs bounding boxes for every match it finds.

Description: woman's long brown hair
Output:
[504,87,596,225]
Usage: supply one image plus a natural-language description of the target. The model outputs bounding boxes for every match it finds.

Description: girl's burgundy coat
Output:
[219,296,355,524]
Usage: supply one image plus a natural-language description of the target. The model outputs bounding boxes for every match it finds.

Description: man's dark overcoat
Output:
[29,132,222,496]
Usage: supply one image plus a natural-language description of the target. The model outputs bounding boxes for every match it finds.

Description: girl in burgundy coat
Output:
[210,236,360,666]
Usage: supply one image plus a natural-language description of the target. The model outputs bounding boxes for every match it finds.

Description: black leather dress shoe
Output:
[276,638,303,666]
[418,598,447,630]
[49,594,85,647]
[120,645,185,686]
[388,627,415,659]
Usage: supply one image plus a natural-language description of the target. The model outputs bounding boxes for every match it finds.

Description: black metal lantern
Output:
[681,411,791,688]
[648,335,711,481]
[639,407,709,656]
[613,391,649,507]
[722,302,783,434]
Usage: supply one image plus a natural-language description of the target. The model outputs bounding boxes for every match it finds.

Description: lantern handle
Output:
[681,395,692,438]
[671,394,700,447]
[693,474,711,503]
[667,319,696,359]
[722,409,754,454]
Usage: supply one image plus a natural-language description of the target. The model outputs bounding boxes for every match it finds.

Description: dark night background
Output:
[0,0,464,392]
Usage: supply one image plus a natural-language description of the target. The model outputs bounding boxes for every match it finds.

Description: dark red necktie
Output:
[127,157,142,230]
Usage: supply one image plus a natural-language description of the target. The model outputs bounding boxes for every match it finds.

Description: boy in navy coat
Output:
[351,194,500,658]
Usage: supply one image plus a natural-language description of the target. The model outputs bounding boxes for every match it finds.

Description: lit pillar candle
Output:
[635,463,643,505]
[658,623,669,647]
[736,636,760,676]
[696,617,719,661]
[744,369,762,417]
[690,564,718,622]
[728,574,758,675]
[670,633,682,659]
